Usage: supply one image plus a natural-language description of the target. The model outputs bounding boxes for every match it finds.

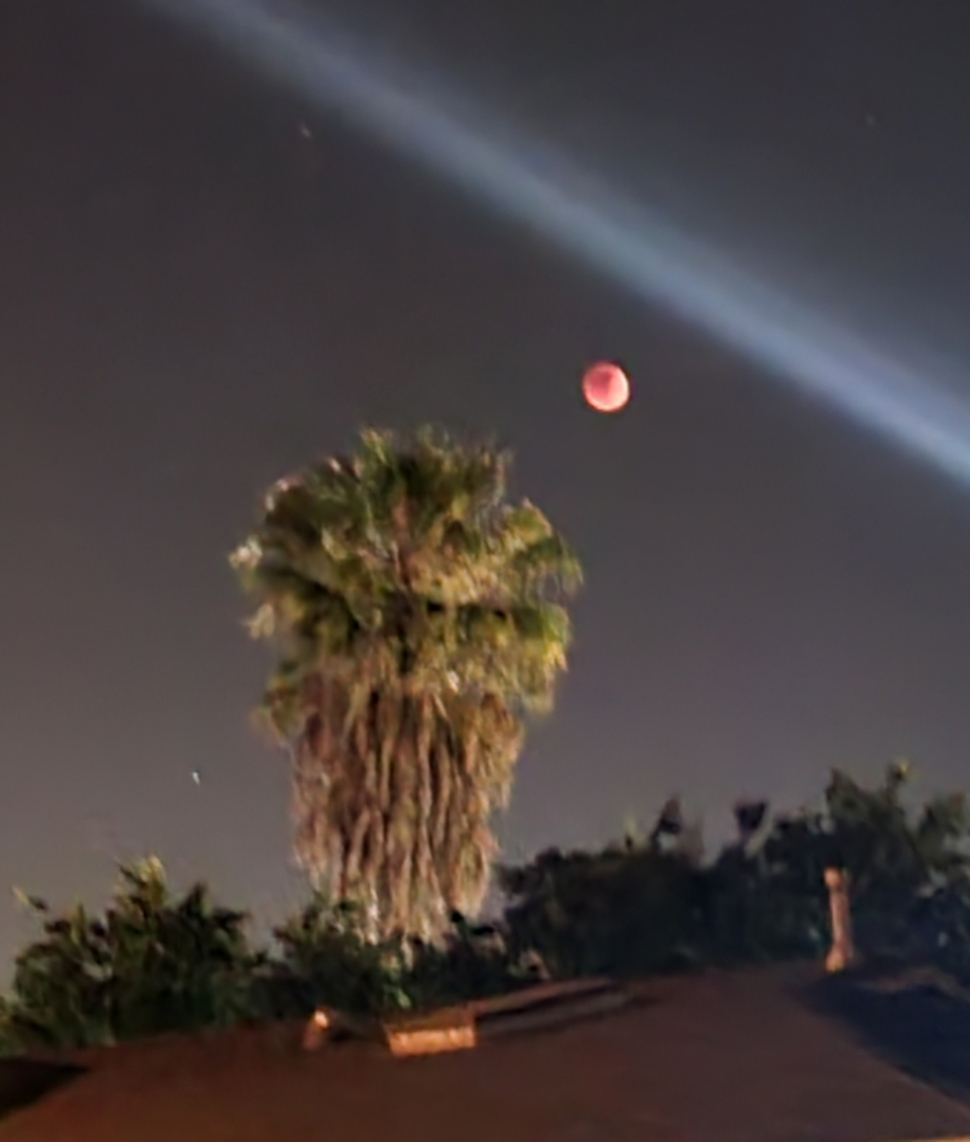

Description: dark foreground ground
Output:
[2,967,970,1142]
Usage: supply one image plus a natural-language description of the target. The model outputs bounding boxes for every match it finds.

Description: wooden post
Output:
[824,867,856,972]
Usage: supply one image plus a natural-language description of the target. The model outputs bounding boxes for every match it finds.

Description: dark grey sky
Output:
[3,0,970,965]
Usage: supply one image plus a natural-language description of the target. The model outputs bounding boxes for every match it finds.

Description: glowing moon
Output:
[582,361,630,412]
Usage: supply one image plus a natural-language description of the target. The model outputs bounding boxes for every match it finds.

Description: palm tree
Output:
[232,427,581,941]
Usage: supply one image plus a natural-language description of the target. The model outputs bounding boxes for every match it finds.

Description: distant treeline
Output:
[3,762,968,1053]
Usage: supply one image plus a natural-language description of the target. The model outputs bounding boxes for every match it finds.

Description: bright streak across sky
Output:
[141,0,970,488]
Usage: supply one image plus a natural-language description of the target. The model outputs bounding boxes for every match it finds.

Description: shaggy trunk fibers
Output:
[291,681,521,941]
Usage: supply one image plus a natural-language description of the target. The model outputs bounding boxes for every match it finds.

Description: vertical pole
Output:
[824,867,856,972]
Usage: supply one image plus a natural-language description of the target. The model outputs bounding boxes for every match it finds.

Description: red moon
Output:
[582,361,630,412]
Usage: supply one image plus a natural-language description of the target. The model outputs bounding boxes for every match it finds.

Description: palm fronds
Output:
[232,427,581,940]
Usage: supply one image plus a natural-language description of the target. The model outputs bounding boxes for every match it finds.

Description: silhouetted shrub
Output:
[253,897,411,1019]
[0,859,258,1052]
[5,764,970,1052]
[500,763,970,980]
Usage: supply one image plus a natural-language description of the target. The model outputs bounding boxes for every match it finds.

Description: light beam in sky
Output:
[138,0,970,488]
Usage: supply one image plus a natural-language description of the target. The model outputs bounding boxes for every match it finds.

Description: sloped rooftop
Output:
[2,967,969,1142]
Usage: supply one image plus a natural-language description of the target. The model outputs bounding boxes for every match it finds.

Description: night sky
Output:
[3,0,970,966]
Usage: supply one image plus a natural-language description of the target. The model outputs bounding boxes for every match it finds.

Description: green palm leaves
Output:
[233,428,581,940]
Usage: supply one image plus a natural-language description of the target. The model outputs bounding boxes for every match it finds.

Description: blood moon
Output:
[582,361,630,412]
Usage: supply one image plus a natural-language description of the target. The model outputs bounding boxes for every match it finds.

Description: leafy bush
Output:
[257,901,541,1018]
[501,844,706,978]
[501,763,970,979]
[4,764,970,1054]
[406,912,544,1009]
[0,859,258,1053]
[823,762,970,975]
[254,897,411,1020]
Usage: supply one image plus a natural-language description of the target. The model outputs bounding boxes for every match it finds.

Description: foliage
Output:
[0,860,258,1053]
[406,913,544,1009]
[232,427,581,941]
[501,763,970,980]
[500,817,708,979]
[255,896,411,1019]
[0,876,543,1053]
[705,762,970,971]
[823,761,970,974]
[256,896,545,1018]
[4,765,970,1054]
